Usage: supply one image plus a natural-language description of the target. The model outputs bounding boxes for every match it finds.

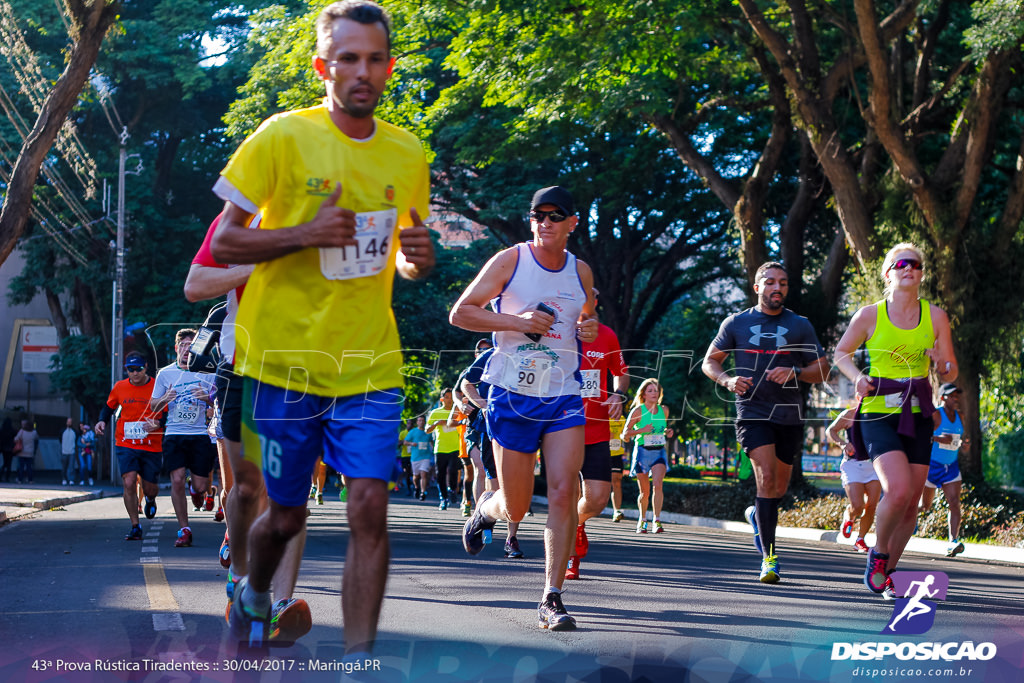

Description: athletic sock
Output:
[241,582,272,616]
[755,497,781,557]
[545,586,561,597]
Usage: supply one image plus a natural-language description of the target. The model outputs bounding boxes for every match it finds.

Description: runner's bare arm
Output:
[449,249,553,335]
[834,305,877,396]
[702,346,752,395]
[210,184,358,264]
[574,260,599,343]
[183,263,254,302]
[925,305,958,382]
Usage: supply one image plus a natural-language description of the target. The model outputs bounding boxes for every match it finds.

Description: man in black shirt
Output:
[702,262,828,583]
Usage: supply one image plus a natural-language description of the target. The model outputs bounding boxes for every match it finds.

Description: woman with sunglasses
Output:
[834,243,957,597]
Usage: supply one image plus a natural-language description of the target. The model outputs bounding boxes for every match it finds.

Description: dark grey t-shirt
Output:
[711,306,825,424]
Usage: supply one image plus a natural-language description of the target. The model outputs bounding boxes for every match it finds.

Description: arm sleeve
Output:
[711,315,735,354]
[150,371,168,401]
[192,215,227,267]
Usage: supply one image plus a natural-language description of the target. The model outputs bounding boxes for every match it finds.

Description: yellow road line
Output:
[143,564,180,612]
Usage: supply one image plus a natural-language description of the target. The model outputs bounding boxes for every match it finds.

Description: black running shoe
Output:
[504,536,524,559]
[144,496,157,519]
[462,490,496,555]
[125,524,143,541]
[538,591,577,631]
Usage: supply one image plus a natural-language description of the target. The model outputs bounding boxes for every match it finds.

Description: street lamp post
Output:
[108,127,140,483]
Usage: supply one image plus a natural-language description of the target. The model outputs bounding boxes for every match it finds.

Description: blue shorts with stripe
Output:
[241,378,403,507]
[485,386,585,453]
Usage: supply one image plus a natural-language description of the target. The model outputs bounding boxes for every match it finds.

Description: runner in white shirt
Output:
[151,327,217,548]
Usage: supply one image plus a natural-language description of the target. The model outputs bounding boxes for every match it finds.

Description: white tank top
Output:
[482,242,586,397]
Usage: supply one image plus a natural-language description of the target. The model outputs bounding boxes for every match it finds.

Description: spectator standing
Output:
[78,423,96,486]
[14,419,39,484]
[1,417,18,482]
[61,418,78,486]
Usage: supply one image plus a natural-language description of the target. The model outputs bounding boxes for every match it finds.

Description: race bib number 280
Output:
[320,208,397,281]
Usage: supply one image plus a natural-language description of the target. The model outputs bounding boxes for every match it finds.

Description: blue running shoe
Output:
[745,505,762,555]
[759,554,780,583]
[864,548,889,593]
[462,490,496,555]
[228,578,270,648]
[143,496,157,519]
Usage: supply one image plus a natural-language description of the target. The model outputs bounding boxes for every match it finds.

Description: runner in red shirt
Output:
[566,304,629,580]
[96,354,164,541]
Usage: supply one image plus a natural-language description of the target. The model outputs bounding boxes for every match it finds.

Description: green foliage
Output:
[3,0,268,414]
[986,429,1024,487]
[47,335,110,420]
[964,0,1024,60]
[666,464,702,479]
[393,233,501,414]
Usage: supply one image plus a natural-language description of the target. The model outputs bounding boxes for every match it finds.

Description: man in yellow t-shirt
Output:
[210,0,434,653]
[426,389,462,510]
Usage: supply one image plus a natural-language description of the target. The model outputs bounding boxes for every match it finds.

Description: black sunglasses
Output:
[888,258,923,272]
[125,366,144,372]
[530,209,569,223]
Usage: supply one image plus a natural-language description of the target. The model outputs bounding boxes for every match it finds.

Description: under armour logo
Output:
[749,325,788,347]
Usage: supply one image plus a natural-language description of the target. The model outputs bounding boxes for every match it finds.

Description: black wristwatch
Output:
[793,366,803,378]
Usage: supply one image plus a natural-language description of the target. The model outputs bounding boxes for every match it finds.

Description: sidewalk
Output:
[0,481,110,524]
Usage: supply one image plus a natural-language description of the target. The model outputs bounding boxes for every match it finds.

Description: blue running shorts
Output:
[241,378,403,507]
[486,386,584,454]
[630,445,668,477]
[925,460,962,489]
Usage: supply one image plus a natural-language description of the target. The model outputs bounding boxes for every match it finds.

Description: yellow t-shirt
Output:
[428,408,461,453]
[221,104,430,396]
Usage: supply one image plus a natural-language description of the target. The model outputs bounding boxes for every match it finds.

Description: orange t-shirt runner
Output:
[105,377,164,452]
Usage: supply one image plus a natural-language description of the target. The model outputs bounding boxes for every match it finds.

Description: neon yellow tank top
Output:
[861,299,934,414]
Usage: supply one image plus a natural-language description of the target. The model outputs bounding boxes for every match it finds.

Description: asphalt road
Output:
[1,490,1022,683]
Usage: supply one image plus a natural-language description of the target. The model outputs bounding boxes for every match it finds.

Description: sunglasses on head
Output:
[530,209,569,223]
[888,258,922,272]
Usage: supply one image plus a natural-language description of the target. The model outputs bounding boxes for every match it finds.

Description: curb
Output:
[533,496,1024,565]
[0,490,106,525]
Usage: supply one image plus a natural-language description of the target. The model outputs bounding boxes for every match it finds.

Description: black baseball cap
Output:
[940,383,961,397]
[530,186,575,215]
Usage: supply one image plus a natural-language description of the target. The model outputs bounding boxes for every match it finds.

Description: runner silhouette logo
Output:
[883,571,949,635]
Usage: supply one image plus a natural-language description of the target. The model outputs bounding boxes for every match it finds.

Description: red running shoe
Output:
[575,524,589,558]
[219,531,231,568]
[564,555,580,580]
[270,598,312,646]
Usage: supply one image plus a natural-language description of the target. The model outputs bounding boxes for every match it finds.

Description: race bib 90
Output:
[505,355,552,397]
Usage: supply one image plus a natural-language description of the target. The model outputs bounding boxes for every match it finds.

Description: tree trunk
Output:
[44,287,69,339]
[0,1,121,265]
[955,357,983,481]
